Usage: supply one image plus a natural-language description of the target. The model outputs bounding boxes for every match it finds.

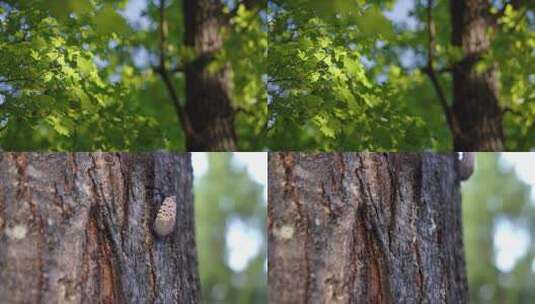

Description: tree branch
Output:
[234,106,256,117]
[153,64,184,75]
[502,106,525,117]
[0,77,35,83]
[154,0,197,143]
[436,66,453,74]
[422,0,463,139]
[169,65,184,74]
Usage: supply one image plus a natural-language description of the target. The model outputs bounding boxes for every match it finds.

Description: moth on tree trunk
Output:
[0,153,200,304]
[154,196,178,238]
[268,153,468,304]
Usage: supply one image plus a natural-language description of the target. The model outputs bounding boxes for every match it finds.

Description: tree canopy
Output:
[1,0,533,151]
[268,0,535,151]
[0,0,266,151]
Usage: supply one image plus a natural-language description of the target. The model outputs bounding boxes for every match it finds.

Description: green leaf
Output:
[47,115,71,136]
[94,4,128,35]
[355,7,394,40]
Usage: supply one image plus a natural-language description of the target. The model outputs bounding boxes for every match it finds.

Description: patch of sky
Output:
[109,72,121,84]
[493,216,530,272]
[0,82,14,94]
[226,216,263,272]
[0,2,9,21]
[360,55,375,69]
[384,0,418,31]
[398,48,424,70]
[500,153,535,205]
[119,0,151,30]
[376,72,388,84]
[93,54,109,69]
[131,46,151,69]
[108,39,119,49]
[489,153,535,273]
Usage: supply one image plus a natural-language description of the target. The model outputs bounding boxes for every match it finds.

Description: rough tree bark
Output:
[268,153,468,304]
[183,0,237,151]
[0,153,200,304]
[450,0,504,151]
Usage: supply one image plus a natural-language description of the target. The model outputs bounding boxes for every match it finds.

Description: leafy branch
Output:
[421,0,463,140]
[153,0,198,143]
[225,0,265,21]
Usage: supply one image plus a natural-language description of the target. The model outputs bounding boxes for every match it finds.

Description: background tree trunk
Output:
[450,0,504,151]
[183,0,237,151]
[268,153,468,303]
[0,153,200,304]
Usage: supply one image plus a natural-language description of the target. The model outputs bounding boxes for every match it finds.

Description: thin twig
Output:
[234,106,256,117]
[503,106,525,117]
[0,77,35,83]
[169,65,184,74]
[423,0,463,138]
[155,0,197,142]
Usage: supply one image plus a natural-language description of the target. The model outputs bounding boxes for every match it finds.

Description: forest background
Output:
[193,152,266,304]
[463,153,535,303]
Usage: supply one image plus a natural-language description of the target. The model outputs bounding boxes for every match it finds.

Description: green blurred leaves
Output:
[93,4,129,35]
[268,0,431,150]
[463,153,535,303]
[195,153,266,304]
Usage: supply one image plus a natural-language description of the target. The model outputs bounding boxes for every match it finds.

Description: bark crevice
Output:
[0,153,200,304]
[269,153,468,304]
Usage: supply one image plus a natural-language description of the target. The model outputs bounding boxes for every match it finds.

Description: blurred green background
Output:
[463,153,535,303]
[193,153,267,304]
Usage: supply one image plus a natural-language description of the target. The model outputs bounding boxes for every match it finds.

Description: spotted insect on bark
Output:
[154,196,177,238]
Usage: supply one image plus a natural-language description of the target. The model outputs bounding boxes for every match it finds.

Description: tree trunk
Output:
[0,153,200,304]
[268,153,468,303]
[450,0,504,151]
[183,0,237,151]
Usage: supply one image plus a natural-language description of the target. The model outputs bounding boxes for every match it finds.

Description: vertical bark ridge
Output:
[269,153,468,304]
[0,153,200,304]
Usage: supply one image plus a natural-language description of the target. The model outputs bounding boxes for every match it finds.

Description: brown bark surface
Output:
[450,0,504,151]
[268,153,468,304]
[0,153,200,304]
[183,0,237,151]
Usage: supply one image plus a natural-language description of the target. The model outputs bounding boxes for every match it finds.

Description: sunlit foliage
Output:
[0,0,266,150]
[268,0,535,151]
